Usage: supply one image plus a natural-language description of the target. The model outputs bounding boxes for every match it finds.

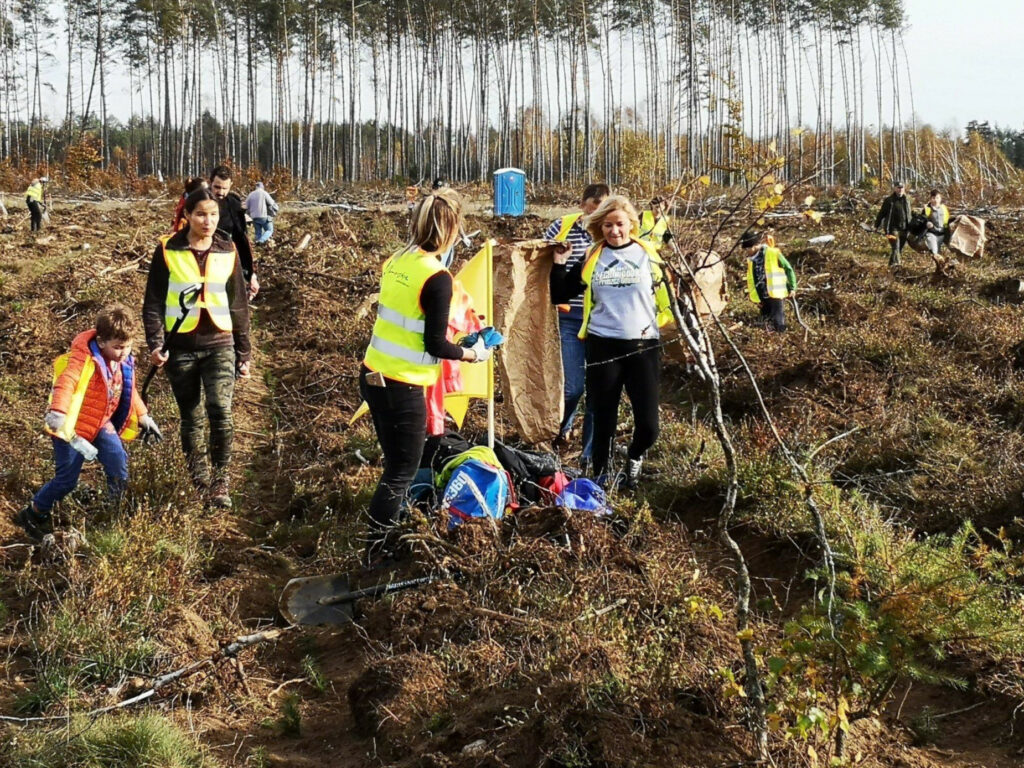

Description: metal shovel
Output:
[141,284,202,404]
[279,572,439,626]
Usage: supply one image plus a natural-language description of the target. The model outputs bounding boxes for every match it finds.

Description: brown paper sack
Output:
[948,215,986,258]
[493,240,564,443]
[661,250,729,363]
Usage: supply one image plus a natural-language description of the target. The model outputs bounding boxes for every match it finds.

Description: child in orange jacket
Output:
[14,305,161,541]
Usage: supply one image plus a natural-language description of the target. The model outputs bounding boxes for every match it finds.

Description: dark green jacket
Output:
[875,193,912,234]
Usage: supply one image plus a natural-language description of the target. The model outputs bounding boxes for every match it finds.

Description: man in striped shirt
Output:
[544,183,609,461]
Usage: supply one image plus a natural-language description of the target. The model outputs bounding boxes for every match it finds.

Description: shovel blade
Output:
[280,573,356,626]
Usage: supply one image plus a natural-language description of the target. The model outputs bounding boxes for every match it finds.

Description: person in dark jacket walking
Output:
[874,180,912,267]
[209,165,259,298]
[142,186,251,509]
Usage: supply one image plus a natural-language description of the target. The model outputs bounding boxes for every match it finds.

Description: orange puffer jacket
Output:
[49,330,147,442]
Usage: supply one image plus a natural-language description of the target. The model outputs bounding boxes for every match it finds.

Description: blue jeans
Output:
[33,425,128,512]
[558,315,593,459]
[252,217,274,243]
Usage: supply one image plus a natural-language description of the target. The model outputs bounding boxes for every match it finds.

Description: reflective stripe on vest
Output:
[638,210,668,248]
[162,238,235,332]
[49,353,93,442]
[363,248,446,386]
[554,212,583,242]
[577,237,673,339]
[924,205,950,227]
[746,247,788,303]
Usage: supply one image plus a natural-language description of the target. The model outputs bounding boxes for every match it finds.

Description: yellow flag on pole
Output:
[445,240,495,430]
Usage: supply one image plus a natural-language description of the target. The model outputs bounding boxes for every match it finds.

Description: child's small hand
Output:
[151,349,169,368]
[236,360,251,379]
[44,410,65,433]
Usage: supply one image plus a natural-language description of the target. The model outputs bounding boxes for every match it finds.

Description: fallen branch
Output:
[0,627,292,726]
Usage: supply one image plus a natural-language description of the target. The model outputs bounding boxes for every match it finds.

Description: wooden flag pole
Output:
[486,239,495,449]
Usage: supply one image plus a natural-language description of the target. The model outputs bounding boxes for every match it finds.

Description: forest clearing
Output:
[1,182,1024,767]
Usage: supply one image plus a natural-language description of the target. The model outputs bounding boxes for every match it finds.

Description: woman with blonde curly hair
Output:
[360,188,490,562]
[549,194,674,490]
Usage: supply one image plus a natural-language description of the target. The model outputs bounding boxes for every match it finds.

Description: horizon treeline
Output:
[0,0,1015,189]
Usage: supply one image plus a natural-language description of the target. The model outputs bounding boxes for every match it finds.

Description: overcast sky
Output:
[31,0,1024,135]
[902,0,1024,131]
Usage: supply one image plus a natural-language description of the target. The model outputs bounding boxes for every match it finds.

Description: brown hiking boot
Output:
[209,472,232,509]
[186,454,211,491]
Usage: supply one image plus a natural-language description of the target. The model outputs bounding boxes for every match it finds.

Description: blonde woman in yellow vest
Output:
[543,182,609,459]
[361,188,489,565]
[142,186,251,509]
[923,189,950,257]
[742,230,797,332]
[550,195,674,491]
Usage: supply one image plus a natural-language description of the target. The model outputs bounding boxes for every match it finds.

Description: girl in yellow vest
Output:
[142,186,251,509]
[549,195,674,490]
[923,189,950,257]
[361,188,490,564]
[742,230,797,332]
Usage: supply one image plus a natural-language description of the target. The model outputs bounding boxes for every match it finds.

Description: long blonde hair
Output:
[407,188,463,255]
[585,194,640,243]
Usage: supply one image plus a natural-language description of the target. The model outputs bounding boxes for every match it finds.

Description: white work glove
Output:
[139,414,163,445]
[69,435,98,462]
[470,337,492,363]
[44,410,65,433]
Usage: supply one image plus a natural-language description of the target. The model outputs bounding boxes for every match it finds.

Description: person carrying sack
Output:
[360,188,490,565]
[13,305,160,541]
[549,194,674,491]
[742,230,797,332]
[142,186,251,509]
[874,180,912,267]
[923,189,950,257]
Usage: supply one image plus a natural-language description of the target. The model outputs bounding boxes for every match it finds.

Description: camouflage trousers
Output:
[165,346,236,469]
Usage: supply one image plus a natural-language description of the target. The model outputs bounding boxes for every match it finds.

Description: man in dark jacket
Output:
[209,165,259,298]
[874,180,912,267]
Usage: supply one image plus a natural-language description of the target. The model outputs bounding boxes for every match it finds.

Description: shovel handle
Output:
[317,574,437,607]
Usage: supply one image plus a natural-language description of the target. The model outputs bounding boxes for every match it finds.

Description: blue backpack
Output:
[556,478,611,516]
[440,459,512,530]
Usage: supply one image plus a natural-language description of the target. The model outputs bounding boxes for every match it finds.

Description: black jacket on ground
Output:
[217,191,255,281]
[143,230,252,362]
[875,193,912,234]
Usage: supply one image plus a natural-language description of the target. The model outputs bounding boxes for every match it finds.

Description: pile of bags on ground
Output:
[409,431,610,530]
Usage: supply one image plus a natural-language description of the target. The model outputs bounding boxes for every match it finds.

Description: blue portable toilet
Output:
[493,168,526,216]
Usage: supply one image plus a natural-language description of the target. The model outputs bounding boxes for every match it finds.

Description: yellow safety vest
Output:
[25,183,43,202]
[577,237,674,339]
[553,212,584,242]
[746,247,789,303]
[924,204,950,227]
[48,354,140,443]
[638,210,669,250]
[162,237,235,332]
[363,248,447,386]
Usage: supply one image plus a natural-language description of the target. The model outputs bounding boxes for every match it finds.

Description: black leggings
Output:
[28,200,43,231]
[585,337,660,478]
[360,366,427,532]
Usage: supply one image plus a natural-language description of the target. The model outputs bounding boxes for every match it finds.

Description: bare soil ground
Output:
[1,194,1024,767]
